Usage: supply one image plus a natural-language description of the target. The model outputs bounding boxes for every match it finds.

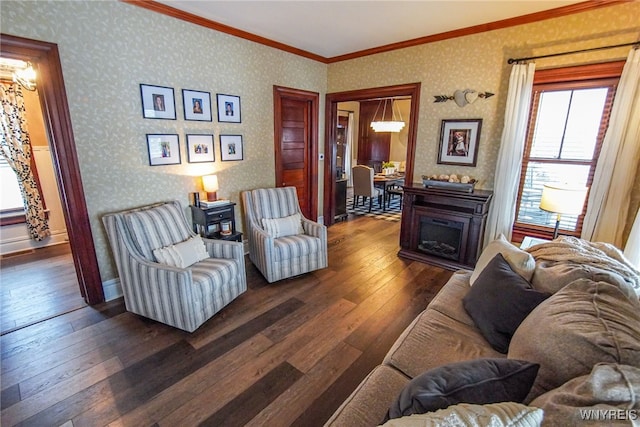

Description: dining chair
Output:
[352,165,383,212]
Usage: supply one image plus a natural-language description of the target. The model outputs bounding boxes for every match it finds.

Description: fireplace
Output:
[398,184,492,270]
[418,217,464,261]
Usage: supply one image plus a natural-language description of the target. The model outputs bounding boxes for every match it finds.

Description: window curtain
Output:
[582,48,640,248]
[625,207,640,267]
[0,82,50,241]
[483,62,536,247]
[345,112,354,186]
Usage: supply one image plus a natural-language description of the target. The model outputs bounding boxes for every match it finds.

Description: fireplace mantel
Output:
[398,184,493,270]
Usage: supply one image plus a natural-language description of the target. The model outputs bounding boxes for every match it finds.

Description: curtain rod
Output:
[507,41,639,64]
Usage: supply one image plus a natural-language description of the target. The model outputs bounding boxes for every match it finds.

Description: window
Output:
[512,62,623,242]
[0,158,27,224]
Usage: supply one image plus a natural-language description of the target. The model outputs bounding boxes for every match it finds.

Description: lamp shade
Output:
[539,184,588,215]
[202,174,219,192]
[202,174,219,202]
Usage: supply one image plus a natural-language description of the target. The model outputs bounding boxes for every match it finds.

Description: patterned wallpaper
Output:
[1,0,327,281]
[327,2,640,191]
[1,1,639,283]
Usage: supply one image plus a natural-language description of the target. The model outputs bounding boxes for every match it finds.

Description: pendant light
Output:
[370,98,405,133]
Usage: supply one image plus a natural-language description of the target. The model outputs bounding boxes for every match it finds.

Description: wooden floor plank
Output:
[0,216,453,426]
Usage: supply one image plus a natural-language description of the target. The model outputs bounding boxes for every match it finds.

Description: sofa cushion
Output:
[380,402,543,427]
[386,358,540,420]
[272,234,322,261]
[470,234,535,285]
[324,364,410,427]
[508,279,640,402]
[463,254,551,353]
[426,270,476,328]
[384,308,505,380]
[530,363,640,427]
[261,213,304,238]
[153,236,209,268]
[530,260,637,300]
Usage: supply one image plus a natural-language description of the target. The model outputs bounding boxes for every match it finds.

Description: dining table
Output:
[373,173,405,211]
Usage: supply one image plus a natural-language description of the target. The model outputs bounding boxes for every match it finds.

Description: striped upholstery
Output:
[241,187,328,283]
[102,200,247,332]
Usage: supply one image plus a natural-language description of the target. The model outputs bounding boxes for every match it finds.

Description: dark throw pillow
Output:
[463,253,551,353]
[385,358,540,421]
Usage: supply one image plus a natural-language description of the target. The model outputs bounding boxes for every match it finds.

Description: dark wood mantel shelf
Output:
[398,183,493,271]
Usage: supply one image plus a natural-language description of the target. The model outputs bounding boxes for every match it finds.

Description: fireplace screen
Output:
[418,217,464,261]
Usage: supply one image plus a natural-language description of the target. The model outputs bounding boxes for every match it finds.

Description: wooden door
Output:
[358,100,391,169]
[273,86,319,220]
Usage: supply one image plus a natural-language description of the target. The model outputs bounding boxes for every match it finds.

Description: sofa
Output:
[325,236,640,426]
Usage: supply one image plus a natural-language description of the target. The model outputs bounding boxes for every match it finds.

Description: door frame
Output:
[273,85,319,220]
[324,82,421,225]
[1,33,104,304]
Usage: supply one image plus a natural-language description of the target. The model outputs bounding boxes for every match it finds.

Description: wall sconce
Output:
[434,89,494,107]
[539,183,588,239]
[202,174,219,202]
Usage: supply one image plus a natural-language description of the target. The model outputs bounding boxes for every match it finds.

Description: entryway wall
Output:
[0,87,68,255]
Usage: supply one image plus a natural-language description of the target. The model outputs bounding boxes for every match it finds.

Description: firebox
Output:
[398,185,493,270]
[418,217,464,262]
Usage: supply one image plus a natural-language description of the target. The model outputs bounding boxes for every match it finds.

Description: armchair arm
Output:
[202,238,244,260]
[302,218,327,240]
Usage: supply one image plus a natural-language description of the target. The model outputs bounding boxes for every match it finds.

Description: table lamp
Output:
[202,174,219,202]
[539,183,588,239]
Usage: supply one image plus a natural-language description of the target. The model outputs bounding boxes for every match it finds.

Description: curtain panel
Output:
[484,62,536,247]
[582,48,640,248]
[0,83,50,241]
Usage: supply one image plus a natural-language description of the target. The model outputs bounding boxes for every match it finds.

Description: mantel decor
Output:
[437,119,482,167]
[140,84,176,120]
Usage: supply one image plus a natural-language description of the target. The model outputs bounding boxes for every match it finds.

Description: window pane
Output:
[0,162,24,211]
[517,162,589,231]
[529,91,570,158]
[561,88,608,160]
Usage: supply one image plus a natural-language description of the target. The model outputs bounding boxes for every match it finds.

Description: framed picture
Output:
[186,134,215,163]
[140,84,176,119]
[216,93,241,123]
[220,134,243,161]
[146,134,180,166]
[437,119,482,166]
[182,89,212,121]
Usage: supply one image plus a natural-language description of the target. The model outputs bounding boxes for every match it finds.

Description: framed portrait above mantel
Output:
[140,84,176,120]
[437,119,482,167]
[217,94,241,123]
[183,89,212,121]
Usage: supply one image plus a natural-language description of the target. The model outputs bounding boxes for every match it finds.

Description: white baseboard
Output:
[102,278,123,301]
[0,231,69,255]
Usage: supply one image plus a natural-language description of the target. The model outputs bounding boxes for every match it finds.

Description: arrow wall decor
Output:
[434,89,494,107]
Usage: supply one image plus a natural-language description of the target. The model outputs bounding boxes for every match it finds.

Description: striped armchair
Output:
[102,200,247,332]
[241,187,328,283]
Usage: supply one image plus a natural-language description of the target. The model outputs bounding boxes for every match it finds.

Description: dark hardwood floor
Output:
[1,243,86,335]
[0,216,452,427]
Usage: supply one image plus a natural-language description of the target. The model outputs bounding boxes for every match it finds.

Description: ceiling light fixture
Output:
[370,98,405,133]
[12,61,37,91]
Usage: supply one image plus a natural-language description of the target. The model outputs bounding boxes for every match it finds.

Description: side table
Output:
[190,202,242,242]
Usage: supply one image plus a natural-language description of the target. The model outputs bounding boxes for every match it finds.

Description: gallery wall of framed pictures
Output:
[139,83,244,166]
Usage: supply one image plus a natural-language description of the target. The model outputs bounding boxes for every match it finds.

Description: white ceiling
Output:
[158,1,581,59]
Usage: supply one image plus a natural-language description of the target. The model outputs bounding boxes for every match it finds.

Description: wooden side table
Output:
[190,202,242,242]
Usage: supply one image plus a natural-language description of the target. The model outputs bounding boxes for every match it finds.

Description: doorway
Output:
[324,83,421,225]
[0,34,103,306]
[273,85,319,220]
